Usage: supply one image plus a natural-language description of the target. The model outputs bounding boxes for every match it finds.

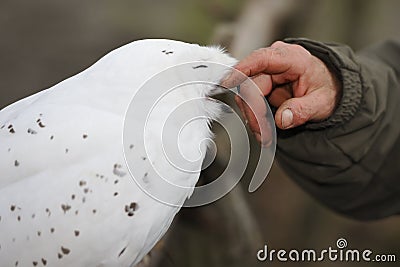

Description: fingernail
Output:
[281,109,293,129]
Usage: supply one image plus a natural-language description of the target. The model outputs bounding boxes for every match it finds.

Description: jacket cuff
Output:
[284,38,363,130]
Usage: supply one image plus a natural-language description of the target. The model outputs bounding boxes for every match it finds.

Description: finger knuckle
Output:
[270,47,287,59]
[290,44,311,57]
[271,41,286,47]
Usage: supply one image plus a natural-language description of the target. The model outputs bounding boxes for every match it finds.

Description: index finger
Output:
[221,42,308,88]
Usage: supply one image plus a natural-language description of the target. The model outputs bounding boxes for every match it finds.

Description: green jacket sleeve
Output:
[277,38,400,220]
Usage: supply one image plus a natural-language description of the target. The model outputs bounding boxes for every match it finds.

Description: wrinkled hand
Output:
[221,41,341,143]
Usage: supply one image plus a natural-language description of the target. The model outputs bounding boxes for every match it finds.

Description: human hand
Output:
[221,41,341,143]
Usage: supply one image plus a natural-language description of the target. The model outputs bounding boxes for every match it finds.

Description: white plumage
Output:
[0,39,236,266]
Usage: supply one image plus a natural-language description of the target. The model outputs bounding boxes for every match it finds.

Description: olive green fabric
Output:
[276,38,400,220]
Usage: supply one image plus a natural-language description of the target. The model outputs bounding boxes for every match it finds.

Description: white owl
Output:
[0,39,236,266]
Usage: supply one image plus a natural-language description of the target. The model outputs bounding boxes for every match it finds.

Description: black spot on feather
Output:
[162,50,174,55]
[124,202,138,217]
[37,119,46,128]
[8,125,15,134]
[118,246,127,257]
[61,204,71,214]
[192,64,208,69]
[61,246,70,255]
[27,128,37,135]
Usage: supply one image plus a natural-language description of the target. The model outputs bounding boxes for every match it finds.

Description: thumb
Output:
[275,90,333,129]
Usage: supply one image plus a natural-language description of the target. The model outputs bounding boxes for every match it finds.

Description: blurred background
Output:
[1,0,399,266]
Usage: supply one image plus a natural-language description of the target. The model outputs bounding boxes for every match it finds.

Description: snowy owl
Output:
[0,39,237,266]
